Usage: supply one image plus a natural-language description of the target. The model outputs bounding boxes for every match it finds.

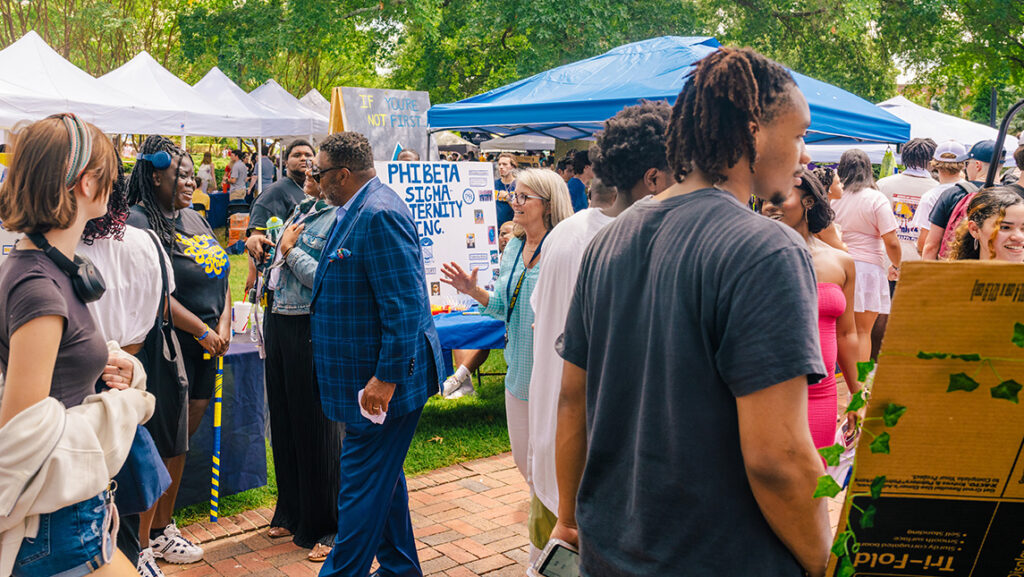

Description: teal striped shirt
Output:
[482,236,540,400]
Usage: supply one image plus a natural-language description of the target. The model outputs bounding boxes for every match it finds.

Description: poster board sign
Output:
[376,161,498,308]
[828,261,1024,577]
[332,87,438,161]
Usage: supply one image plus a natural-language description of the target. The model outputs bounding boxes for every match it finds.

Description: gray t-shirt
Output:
[558,188,825,577]
[229,160,248,193]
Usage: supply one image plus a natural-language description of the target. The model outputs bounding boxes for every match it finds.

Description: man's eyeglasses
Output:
[311,165,345,183]
[507,192,544,205]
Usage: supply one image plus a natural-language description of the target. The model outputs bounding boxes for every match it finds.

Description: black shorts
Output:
[175,327,217,400]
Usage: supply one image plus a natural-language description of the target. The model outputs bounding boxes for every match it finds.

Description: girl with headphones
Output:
[0,114,151,576]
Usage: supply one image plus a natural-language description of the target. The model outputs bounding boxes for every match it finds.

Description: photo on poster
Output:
[490,250,499,265]
[488,226,497,245]
[474,209,485,224]
[466,233,476,249]
[430,282,440,296]
[479,190,493,202]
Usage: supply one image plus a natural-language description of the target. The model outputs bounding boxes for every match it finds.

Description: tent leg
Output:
[257,138,263,197]
[182,134,187,153]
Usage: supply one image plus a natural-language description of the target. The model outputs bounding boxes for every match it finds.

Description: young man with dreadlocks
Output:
[126,135,232,570]
[550,47,831,577]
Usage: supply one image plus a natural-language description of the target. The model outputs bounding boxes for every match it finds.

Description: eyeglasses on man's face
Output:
[311,165,345,183]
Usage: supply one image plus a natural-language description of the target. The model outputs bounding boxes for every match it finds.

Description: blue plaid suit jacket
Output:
[310,177,443,423]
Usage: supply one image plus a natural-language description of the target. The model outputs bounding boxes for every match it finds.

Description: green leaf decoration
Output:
[951,353,981,362]
[859,504,877,529]
[870,475,887,500]
[1013,322,1024,348]
[818,443,845,467]
[990,380,1021,404]
[846,391,866,413]
[883,404,907,427]
[831,530,855,558]
[917,351,948,359]
[870,432,891,454]
[813,474,843,498]
[857,360,875,382]
[947,372,980,393]
[836,556,855,577]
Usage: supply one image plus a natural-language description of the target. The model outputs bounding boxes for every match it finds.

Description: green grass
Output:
[173,232,510,524]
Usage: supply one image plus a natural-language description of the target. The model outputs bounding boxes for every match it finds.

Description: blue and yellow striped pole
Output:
[210,355,223,522]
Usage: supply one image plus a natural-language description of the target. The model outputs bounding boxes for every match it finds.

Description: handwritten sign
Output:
[377,161,498,306]
[333,88,437,161]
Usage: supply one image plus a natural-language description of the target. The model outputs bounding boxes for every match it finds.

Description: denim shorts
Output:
[13,490,116,577]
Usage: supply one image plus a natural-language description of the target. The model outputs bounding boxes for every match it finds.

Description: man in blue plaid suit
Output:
[310,132,443,577]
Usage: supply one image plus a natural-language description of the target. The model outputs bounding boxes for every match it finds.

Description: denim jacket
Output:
[269,199,336,315]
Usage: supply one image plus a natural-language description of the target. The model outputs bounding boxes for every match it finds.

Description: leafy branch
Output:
[914,322,1024,404]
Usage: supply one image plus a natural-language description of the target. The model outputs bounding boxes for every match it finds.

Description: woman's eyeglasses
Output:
[311,165,345,183]
[507,192,544,205]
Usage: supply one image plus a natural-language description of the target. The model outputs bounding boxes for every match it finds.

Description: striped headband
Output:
[49,113,92,189]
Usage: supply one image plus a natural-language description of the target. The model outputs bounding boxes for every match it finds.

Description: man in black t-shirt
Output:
[921,140,1004,260]
[245,140,315,291]
[551,47,830,577]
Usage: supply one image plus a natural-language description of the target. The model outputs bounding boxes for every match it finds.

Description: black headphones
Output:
[137,150,173,170]
[26,232,107,303]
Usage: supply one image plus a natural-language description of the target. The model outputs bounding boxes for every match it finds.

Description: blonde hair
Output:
[512,168,574,237]
[0,117,115,233]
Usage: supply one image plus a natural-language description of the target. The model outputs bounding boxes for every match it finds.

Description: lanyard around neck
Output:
[505,233,547,324]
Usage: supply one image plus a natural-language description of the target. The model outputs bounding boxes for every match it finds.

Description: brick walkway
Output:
[164,451,846,576]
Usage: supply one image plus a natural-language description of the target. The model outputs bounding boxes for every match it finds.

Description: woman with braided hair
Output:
[550,47,831,577]
[126,135,231,569]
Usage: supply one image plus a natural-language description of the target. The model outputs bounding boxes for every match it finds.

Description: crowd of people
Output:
[0,43,1022,577]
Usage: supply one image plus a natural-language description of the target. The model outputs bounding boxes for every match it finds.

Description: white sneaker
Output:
[137,547,165,577]
[150,522,204,564]
[447,380,476,399]
[442,372,471,398]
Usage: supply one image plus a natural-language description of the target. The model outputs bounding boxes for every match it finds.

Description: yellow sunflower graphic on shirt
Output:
[177,232,228,279]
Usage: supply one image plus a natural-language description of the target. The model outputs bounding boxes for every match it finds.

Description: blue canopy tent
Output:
[427,36,910,145]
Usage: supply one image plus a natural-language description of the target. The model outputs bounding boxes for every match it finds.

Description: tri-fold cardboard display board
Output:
[829,261,1024,577]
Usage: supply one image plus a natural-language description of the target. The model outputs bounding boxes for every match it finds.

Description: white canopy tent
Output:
[193,68,312,137]
[299,89,331,118]
[480,133,555,152]
[0,31,179,133]
[808,96,1017,167]
[100,51,262,138]
[250,79,328,137]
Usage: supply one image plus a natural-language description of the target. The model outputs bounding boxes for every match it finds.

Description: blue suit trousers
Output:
[319,408,424,577]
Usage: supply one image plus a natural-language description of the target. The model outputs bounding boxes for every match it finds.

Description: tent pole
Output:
[257,137,263,197]
[182,134,187,153]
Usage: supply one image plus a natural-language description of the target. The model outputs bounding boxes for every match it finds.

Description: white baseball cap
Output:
[932,140,968,162]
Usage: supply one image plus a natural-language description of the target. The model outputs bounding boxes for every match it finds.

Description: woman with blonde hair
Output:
[948,186,1024,262]
[441,168,573,482]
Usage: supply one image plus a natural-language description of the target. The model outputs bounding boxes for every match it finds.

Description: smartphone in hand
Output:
[528,539,579,577]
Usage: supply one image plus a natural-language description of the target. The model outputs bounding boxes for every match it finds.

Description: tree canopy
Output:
[0,0,1020,128]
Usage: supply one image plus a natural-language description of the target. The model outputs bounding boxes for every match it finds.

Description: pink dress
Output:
[809,282,845,449]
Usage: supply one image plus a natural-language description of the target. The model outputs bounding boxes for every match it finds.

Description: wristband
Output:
[196,325,211,341]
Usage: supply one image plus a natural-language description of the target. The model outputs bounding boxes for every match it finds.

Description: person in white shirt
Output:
[911,141,968,255]
[526,101,673,562]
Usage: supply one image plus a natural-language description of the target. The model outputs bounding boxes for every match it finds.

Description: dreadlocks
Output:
[900,138,937,171]
[666,47,796,185]
[127,135,183,247]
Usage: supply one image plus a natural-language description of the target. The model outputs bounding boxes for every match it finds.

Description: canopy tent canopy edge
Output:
[427,36,910,145]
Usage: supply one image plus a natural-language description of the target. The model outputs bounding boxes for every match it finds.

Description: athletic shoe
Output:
[442,372,471,398]
[150,522,204,564]
[137,547,166,577]
[447,380,476,399]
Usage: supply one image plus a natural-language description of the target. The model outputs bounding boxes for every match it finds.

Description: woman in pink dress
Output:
[762,169,864,447]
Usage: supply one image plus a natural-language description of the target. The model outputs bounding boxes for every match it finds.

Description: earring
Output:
[974,237,979,250]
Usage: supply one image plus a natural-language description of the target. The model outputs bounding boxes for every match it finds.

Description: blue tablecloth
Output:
[178,339,267,507]
[433,309,506,351]
[207,192,229,229]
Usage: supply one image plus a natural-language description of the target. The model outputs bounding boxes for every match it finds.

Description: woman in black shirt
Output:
[126,135,231,566]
